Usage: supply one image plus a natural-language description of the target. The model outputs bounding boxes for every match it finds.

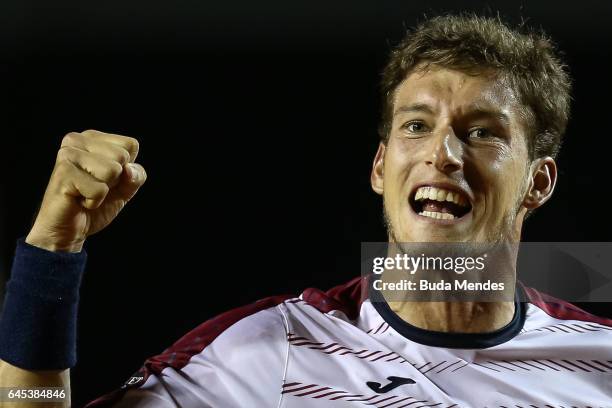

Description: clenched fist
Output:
[25,130,147,253]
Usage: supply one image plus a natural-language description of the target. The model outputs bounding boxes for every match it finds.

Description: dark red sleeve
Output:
[522,284,612,327]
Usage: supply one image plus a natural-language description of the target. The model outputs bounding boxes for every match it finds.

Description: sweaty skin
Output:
[370,65,557,333]
[0,130,147,407]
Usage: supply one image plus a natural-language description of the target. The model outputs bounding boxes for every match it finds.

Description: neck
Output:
[387,300,515,333]
[383,230,522,333]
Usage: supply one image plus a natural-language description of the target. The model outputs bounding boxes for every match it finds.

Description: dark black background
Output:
[0,1,610,406]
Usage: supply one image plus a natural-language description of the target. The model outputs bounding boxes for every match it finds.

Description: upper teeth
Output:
[414,186,468,207]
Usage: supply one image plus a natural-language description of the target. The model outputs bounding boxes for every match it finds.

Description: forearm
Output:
[0,360,70,407]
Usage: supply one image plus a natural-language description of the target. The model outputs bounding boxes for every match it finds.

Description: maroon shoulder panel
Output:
[301,275,367,320]
[84,294,293,407]
[522,284,612,327]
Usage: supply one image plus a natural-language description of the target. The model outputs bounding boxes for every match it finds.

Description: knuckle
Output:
[85,182,109,201]
[98,168,113,182]
[56,146,71,162]
[81,129,99,136]
[61,131,80,147]
[115,147,130,164]
[54,159,73,175]
[95,183,110,198]
[53,165,76,193]
[126,137,139,153]
[106,161,124,180]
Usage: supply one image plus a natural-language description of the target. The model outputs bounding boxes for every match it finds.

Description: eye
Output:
[468,127,493,139]
[402,121,429,133]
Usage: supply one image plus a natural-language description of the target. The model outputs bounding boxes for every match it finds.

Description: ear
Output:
[522,157,557,209]
[371,142,386,195]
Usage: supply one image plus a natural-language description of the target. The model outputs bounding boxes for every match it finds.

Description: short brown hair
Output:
[379,14,572,160]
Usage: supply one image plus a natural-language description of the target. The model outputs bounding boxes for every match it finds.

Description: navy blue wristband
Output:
[0,238,87,370]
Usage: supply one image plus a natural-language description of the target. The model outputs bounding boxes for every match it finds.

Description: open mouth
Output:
[409,186,472,221]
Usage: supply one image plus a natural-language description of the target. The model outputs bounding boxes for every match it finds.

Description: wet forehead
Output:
[392,66,521,120]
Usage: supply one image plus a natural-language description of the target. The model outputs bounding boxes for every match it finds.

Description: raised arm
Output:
[0,130,147,407]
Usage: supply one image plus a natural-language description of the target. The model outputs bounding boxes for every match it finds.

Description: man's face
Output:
[372,65,534,243]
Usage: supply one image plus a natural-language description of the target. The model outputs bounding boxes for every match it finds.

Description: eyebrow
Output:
[394,102,511,125]
[393,103,435,116]
[464,103,510,125]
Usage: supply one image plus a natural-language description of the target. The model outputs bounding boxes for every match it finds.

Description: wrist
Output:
[0,237,87,370]
[25,229,84,253]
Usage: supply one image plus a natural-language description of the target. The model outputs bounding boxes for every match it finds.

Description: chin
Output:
[397,234,469,243]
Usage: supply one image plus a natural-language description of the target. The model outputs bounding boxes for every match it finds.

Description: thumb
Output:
[114,162,147,202]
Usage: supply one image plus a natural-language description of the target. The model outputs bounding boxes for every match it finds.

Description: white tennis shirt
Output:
[86,276,612,407]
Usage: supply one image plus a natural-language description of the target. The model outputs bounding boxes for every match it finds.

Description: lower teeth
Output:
[419,211,455,220]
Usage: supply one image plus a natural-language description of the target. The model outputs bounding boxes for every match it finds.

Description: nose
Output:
[425,127,463,174]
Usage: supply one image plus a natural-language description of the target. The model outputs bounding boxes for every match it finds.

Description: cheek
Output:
[382,142,404,188]
[382,161,403,209]
[384,136,421,178]
[382,145,413,212]
[466,149,525,213]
